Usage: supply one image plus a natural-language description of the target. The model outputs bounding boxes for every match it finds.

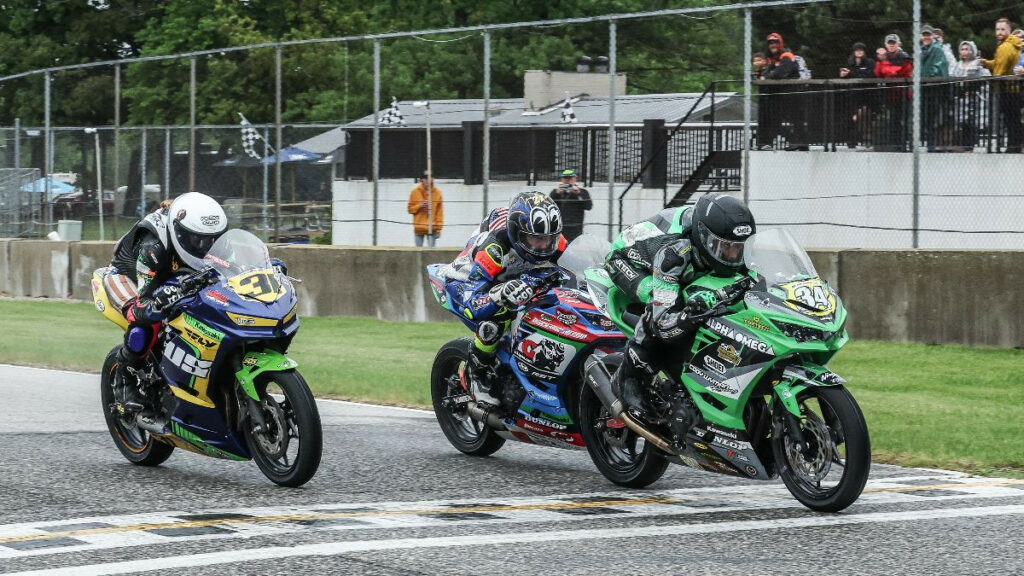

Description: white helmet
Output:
[168,192,227,270]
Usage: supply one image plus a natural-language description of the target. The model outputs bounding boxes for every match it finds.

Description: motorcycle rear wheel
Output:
[578,356,669,488]
[242,370,323,487]
[773,385,870,512]
[430,338,505,456]
[100,346,175,466]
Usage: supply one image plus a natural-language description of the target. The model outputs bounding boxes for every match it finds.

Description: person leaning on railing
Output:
[875,34,913,152]
[951,40,991,151]
[981,18,1023,153]
[839,42,877,149]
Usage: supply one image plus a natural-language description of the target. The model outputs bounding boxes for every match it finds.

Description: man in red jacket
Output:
[875,34,913,151]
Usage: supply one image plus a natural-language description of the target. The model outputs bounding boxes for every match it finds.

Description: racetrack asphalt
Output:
[0,363,1022,575]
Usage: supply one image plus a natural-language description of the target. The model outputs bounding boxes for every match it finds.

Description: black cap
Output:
[852,42,867,51]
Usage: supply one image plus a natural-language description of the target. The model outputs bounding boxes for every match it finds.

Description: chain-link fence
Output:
[1,3,1022,249]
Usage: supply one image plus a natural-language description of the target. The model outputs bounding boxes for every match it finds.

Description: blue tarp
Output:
[19,177,76,199]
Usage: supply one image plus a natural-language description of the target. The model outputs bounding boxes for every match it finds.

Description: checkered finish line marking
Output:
[0,475,1021,560]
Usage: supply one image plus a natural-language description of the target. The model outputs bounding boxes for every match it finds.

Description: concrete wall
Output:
[2,240,1022,347]
[6,240,70,298]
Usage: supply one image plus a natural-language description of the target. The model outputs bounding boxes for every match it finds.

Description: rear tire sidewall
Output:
[100,346,175,466]
[773,385,871,512]
[243,370,323,487]
[430,338,505,456]
[577,361,669,488]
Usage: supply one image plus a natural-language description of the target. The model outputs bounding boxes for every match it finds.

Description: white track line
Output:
[9,504,1024,576]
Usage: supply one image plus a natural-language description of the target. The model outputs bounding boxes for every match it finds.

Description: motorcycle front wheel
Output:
[242,370,323,487]
[430,338,506,456]
[100,346,174,466]
[772,385,870,512]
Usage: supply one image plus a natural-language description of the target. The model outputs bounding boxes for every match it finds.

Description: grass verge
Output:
[1,299,1020,477]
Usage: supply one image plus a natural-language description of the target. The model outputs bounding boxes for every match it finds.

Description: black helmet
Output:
[691,194,755,276]
[506,192,563,263]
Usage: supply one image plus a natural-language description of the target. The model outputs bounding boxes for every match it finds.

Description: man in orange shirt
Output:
[407,172,444,247]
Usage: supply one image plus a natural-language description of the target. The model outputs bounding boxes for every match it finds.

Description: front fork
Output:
[234,350,299,434]
[771,364,844,453]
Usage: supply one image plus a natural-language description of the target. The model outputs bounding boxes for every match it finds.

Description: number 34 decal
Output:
[779,278,836,316]
[229,269,285,303]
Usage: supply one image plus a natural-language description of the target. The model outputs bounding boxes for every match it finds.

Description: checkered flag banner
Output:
[237,113,271,159]
[560,95,578,124]
[379,96,406,126]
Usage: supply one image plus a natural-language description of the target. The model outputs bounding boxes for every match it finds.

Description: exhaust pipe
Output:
[465,401,506,430]
[584,356,674,454]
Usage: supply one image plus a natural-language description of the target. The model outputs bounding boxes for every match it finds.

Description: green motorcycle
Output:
[581,228,869,512]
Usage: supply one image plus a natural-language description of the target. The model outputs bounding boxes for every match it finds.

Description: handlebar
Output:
[178,267,219,297]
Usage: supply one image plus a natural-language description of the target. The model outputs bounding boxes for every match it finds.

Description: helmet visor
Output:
[699,222,746,268]
[176,227,222,260]
[517,230,559,258]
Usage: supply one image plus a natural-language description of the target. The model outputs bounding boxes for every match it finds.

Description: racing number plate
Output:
[778,278,836,317]
[229,269,285,303]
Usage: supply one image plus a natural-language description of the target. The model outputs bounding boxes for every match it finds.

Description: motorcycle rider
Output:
[444,192,566,405]
[104,192,228,412]
[606,194,756,417]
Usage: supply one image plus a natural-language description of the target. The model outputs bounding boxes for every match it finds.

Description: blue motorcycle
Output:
[426,238,669,487]
[93,229,322,486]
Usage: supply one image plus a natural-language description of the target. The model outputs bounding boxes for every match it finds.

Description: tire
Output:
[773,385,871,512]
[577,355,669,488]
[242,370,323,487]
[100,346,175,466]
[430,338,506,456]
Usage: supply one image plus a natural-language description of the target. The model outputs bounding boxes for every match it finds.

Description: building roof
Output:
[344,93,747,129]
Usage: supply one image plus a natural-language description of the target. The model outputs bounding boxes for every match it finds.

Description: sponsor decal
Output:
[706,318,775,356]
[680,455,701,468]
[743,315,771,332]
[183,327,217,349]
[471,296,492,309]
[693,442,708,450]
[517,338,566,374]
[717,343,741,365]
[597,317,616,330]
[206,254,231,269]
[713,437,753,451]
[726,449,750,463]
[164,341,213,378]
[204,290,230,305]
[522,413,568,430]
[526,389,559,404]
[626,248,644,263]
[233,315,256,326]
[185,315,225,341]
[95,299,105,312]
[817,371,846,385]
[733,225,753,237]
[200,214,221,226]
[612,258,640,281]
[704,355,727,375]
[745,465,758,477]
[779,278,836,317]
[555,309,577,325]
[705,424,739,439]
[243,356,258,367]
[520,421,546,434]
[554,289,595,309]
[690,365,741,397]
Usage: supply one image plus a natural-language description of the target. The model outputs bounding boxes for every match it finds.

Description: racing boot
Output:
[464,347,502,407]
[114,346,147,414]
[612,342,657,420]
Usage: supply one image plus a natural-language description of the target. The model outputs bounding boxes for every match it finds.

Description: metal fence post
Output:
[114,64,121,235]
[13,118,20,170]
[275,45,283,243]
[163,128,171,201]
[372,40,381,246]
[43,71,51,232]
[607,20,617,240]
[140,128,147,217]
[911,0,921,248]
[263,127,270,230]
[483,31,491,218]
[189,58,196,193]
[743,9,752,203]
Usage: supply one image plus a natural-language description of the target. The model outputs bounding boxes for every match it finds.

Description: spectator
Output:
[840,42,877,148]
[407,172,443,247]
[932,28,957,75]
[951,40,991,151]
[761,32,807,150]
[875,34,913,151]
[548,168,592,242]
[1013,29,1024,75]
[752,52,768,79]
[981,18,1023,152]
[920,25,950,149]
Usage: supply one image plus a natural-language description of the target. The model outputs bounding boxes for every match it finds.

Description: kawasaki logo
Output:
[706,318,775,356]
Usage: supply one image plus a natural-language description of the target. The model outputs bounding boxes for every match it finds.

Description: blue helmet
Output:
[506,192,563,263]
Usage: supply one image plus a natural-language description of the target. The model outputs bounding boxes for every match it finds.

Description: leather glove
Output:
[683,291,719,315]
[489,279,533,308]
[270,258,288,276]
[151,285,183,313]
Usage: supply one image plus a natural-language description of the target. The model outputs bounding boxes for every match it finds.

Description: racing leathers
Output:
[107,209,192,409]
[444,207,567,403]
[605,206,719,414]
